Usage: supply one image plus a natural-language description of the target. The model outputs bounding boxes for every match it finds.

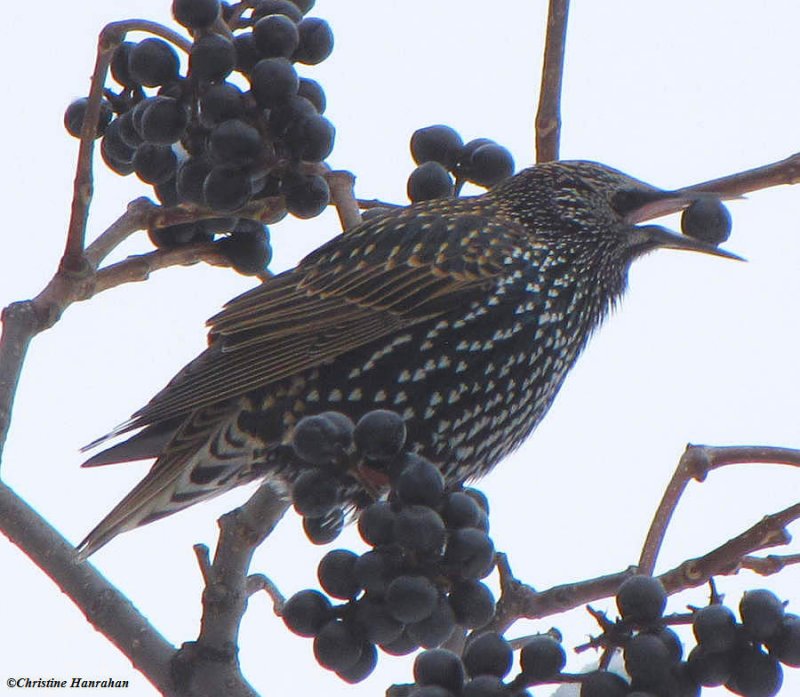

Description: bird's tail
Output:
[76,400,264,560]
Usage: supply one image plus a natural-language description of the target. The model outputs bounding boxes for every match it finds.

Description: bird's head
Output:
[491,159,742,262]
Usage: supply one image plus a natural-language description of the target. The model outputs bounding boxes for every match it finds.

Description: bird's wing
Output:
[98,207,527,437]
[76,400,245,558]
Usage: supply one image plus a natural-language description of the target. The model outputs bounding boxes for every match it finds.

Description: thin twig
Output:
[491,496,799,633]
[327,170,362,231]
[225,2,252,31]
[246,573,286,612]
[63,25,119,269]
[638,444,800,575]
[93,244,233,295]
[658,502,800,593]
[688,152,800,197]
[84,198,158,269]
[741,553,800,576]
[62,19,192,268]
[629,152,800,223]
[490,565,639,635]
[193,544,213,585]
[104,19,193,54]
[535,0,570,162]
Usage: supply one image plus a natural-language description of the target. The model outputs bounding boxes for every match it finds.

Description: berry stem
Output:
[327,170,362,231]
[103,19,193,54]
[245,573,286,611]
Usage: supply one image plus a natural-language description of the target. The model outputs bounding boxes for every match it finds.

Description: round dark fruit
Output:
[616,575,667,624]
[681,197,732,245]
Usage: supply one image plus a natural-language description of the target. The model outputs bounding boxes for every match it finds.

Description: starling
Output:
[77,160,738,557]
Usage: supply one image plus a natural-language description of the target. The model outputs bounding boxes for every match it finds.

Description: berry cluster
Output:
[688,589,798,696]
[579,576,799,697]
[282,409,498,683]
[410,631,567,697]
[407,125,515,202]
[64,0,335,273]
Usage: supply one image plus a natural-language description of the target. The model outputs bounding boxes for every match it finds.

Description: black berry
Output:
[353,410,407,462]
[189,34,236,83]
[291,468,341,517]
[128,38,180,87]
[172,0,220,29]
[313,619,363,672]
[249,57,299,108]
[681,198,732,245]
[254,14,300,58]
[414,649,465,692]
[292,412,354,465]
[410,125,463,169]
[216,219,272,275]
[282,172,330,219]
[408,162,454,202]
[317,549,360,599]
[616,575,667,624]
[519,635,566,683]
[293,17,334,65]
[64,98,113,139]
[394,454,445,507]
[385,575,438,624]
[282,589,332,637]
[463,632,513,679]
[740,589,785,642]
[302,509,344,545]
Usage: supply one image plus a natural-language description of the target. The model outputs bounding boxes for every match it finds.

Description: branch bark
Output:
[173,483,290,697]
[535,0,570,162]
[639,444,800,575]
[0,482,177,695]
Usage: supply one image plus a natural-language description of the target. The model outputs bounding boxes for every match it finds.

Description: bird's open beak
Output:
[618,188,744,261]
[622,190,744,225]
[631,224,744,261]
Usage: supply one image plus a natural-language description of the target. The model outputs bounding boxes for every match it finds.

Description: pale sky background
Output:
[1,2,799,695]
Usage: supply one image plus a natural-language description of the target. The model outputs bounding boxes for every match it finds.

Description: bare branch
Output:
[171,483,289,696]
[0,482,177,694]
[535,0,570,162]
[490,497,799,634]
[741,553,800,576]
[63,31,116,269]
[628,153,800,224]
[0,303,38,464]
[84,197,158,269]
[490,566,638,635]
[639,443,800,575]
[62,19,193,270]
[658,502,800,593]
[93,244,233,294]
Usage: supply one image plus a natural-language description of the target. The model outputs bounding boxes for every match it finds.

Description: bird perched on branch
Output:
[77,160,738,557]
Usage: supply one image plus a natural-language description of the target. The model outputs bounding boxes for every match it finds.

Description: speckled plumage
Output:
[78,160,735,556]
